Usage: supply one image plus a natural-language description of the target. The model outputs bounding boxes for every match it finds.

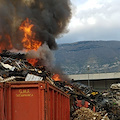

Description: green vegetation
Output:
[55,41,120,74]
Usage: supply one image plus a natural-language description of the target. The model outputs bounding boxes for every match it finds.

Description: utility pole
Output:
[87,65,90,87]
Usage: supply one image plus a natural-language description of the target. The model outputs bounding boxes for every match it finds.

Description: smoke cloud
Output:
[26,43,54,68]
[0,0,72,51]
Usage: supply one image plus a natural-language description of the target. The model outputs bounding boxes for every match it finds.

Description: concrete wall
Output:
[68,72,120,81]
[68,72,120,91]
[77,79,120,91]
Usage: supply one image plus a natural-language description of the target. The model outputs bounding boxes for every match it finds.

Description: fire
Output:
[27,58,38,66]
[19,18,42,51]
[52,74,61,81]
[0,34,13,53]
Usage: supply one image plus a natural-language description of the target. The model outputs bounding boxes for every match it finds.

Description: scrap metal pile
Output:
[54,81,120,120]
[0,50,120,120]
[102,83,120,120]
[0,50,53,83]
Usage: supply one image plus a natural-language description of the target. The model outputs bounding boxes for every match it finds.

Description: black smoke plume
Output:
[0,0,71,51]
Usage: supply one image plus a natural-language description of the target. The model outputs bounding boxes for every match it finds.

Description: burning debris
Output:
[0,0,72,72]
[0,1,72,118]
[0,50,66,85]
[0,50,52,82]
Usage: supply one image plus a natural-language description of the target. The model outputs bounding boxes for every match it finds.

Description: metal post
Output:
[87,65,90,87]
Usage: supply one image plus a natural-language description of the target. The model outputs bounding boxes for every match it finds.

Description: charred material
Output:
[0,50,26,59]
[0,50,52,82]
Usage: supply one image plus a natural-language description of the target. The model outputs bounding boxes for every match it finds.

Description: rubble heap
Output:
[102,83,120,119]
[0,50,53,83]
[56,81,120,120]
[110,83,120,107]
[72,107,110,120]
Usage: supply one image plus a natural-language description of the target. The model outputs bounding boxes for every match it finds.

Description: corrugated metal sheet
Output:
[4,81,70,120]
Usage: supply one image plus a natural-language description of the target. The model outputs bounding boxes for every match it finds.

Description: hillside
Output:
[54,41,120,74]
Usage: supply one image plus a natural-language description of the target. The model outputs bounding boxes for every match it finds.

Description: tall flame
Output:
[0,34,13,53]
[19,18,42,51]
[52,74,61,81]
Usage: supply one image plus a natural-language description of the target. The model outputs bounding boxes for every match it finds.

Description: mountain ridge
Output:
[54,41,120,74]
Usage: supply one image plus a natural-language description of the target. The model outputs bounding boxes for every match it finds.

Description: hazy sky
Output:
[57,0,120,44]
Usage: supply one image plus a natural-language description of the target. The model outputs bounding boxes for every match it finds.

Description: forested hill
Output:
[54,41,120,74]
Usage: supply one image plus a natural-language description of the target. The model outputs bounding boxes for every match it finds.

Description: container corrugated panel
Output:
[0,83,4,120]
[45,83,70,120]
[5,81,70,120]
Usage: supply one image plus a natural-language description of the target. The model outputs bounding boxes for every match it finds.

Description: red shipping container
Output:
[5,81,70,120]
[0,83,4,120]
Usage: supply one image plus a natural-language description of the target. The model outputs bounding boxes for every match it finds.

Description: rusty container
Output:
[0,83,4,120]
[5,81,70,120]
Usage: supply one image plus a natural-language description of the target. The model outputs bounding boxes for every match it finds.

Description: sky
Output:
[57,0,120,44]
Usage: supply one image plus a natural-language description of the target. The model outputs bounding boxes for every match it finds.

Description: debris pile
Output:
[102,83,120,119]
[110,83,120,107]
[55,81,120,120]
[0,50,53,83]
[72,107,110,120]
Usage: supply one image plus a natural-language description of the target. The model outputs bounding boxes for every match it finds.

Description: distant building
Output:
[68,72,120,90]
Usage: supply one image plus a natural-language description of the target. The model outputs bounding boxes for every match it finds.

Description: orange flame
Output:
[0,34,13,53]
[27,58,38,66]
[52,74,61,81]
[19,18,42,51]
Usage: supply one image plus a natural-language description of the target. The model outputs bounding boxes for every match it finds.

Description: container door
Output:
[6,83,45,120]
